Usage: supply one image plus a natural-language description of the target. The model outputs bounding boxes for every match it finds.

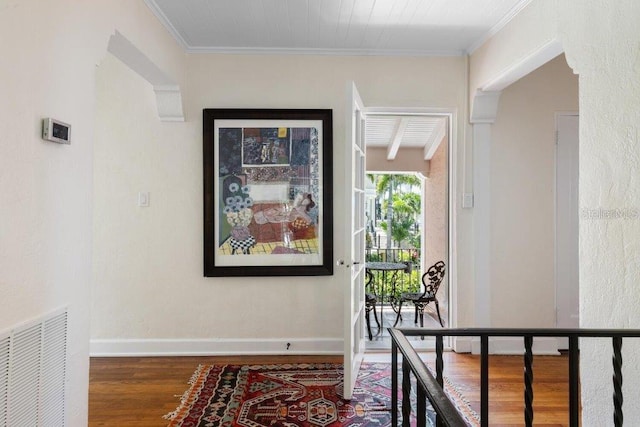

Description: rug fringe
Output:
[163,362,480,427]
[163,364,212,424]
[442,376,480,426]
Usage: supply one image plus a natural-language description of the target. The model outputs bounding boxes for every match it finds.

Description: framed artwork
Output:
[203,108,333,276]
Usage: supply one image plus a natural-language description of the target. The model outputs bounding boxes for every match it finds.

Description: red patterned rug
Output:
[165,362,479,426]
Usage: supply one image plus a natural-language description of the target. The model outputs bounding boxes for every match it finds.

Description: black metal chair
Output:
[365,270,380,340]
[393,260,446,328]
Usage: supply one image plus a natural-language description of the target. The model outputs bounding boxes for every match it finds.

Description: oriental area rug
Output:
[165,362,480,427]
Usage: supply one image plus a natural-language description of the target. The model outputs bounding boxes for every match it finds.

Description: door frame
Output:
[362,106,458,341]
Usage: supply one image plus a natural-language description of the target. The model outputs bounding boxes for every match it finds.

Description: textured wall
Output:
[424,139,449,310]
[560,2,640,423]
[471,1,640,423]
[0,1,184,424]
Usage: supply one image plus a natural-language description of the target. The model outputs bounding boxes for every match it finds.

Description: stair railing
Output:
[389,327,640,427]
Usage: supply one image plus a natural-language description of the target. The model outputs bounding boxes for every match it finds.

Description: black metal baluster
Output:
[417,384,426,427]
[613,336,623,427]
[388,328,640,427]
[436,335,444,387]
[392,340,398,427]
[481,335,489,427]
[436,335,444,427]
[524,335,534,427]
[402,357,411,427]
[568,336,580,427]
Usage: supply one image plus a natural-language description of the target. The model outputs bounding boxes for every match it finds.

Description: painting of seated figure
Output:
[203,108,333,276]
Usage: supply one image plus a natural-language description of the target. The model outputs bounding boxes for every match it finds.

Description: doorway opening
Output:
[363,113,451,351]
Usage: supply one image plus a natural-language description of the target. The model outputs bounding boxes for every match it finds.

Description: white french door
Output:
[342,82,367,399]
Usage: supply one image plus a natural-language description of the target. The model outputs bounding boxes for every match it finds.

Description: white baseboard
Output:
[470,337,560,355]
[90,337,343,357]
[450,337,560,355]
[452,336,472,353]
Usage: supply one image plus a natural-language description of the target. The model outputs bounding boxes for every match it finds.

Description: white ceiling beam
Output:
[387,117,410,160]
[423,118,447,160]
[481,38,563,91]
[107,31,184,122]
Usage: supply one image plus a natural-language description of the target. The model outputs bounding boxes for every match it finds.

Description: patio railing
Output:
[365,247,420,298]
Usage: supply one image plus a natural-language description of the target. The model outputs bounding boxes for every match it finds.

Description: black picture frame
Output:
[203,108,333,277]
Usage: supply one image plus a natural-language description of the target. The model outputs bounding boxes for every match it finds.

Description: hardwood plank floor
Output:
[419,352,573,426]
[89,353,571,426]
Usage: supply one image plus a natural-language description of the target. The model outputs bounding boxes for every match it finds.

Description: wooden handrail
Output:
[389,328,467,426]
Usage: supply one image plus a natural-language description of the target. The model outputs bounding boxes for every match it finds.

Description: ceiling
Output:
[145,0,530,55]
[366,114,447,160]
[144,0,529,158]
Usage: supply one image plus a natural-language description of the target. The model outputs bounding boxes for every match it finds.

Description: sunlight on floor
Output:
[365,305,444,352]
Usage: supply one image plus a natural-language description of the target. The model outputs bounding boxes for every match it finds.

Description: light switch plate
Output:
[138,192,150,207]
[462,193,474,208]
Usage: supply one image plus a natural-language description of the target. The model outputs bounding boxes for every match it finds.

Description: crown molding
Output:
[184,46,465,57]
[467,0,534,55]
[144,0,189,51]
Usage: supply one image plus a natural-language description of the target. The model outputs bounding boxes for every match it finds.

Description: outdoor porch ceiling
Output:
[365,115,447,160]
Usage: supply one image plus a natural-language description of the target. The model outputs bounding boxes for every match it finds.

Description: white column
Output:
[470,90,501,328]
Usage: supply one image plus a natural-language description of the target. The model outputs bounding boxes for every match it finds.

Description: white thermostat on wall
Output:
[42,118,71,144]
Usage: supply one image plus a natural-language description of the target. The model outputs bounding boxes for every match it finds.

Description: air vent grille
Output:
[0,336,9,427]
[1,309,67,426]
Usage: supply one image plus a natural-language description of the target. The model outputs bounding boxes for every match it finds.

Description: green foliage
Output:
[373,173,422,248]
[375,174,420,195]
[366,252,383,262]
[379,195,420,247]
[392,192,420,215]
[390,216,413,248]
[395,270,421,295]
[397,249,419,264]
[407,234,421,249]
[366,268,421,302]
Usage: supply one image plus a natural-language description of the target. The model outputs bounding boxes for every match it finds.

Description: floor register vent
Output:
[0,308,68,426]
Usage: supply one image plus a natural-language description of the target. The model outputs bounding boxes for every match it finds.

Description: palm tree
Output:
[374,174,421,248]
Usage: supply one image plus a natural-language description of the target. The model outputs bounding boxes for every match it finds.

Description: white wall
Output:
[470,1,640,423]
[0,1,184,424]
[91,54,470,352]
[491,54,578,327]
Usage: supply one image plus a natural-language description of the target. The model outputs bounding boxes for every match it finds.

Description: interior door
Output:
[555,113,579,348]
[342,82,367,399]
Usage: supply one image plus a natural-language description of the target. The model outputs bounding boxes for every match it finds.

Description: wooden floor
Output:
[89,352,572,426]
